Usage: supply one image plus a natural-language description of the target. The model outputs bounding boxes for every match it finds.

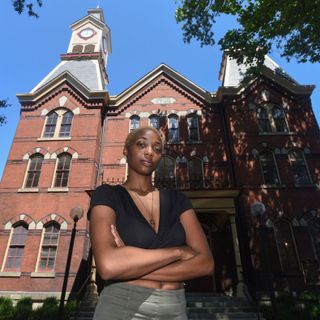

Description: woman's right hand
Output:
[179,246,197,260]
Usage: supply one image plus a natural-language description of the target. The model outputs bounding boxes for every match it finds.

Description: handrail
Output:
[75,271,93,301]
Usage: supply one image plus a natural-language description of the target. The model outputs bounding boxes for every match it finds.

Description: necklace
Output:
[131,190,155,230]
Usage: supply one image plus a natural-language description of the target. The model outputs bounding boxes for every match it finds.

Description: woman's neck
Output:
[123,172,154,194]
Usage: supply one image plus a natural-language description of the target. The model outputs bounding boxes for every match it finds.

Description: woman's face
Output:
[125,129,162,176]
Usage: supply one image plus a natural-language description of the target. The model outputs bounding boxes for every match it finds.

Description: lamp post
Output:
[58,207,84,320]
[251,201,276,315]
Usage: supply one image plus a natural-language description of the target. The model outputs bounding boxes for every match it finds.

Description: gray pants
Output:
[93,282,188,320]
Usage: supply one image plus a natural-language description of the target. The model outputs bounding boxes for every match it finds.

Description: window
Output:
[187,114,200,141]
[272,107,288,133]
[257,105,288,133]
[54,153,72,188]
[154,156,176,188]
[188,158,204,188]
[288,150,311,185]
[43,109,74,138]
[44,112,58,138]
[5,223,28,271]
[84,44,95,53]
[274,220,300,273]
[38,223,60,270]
[25,154,43,188]
[257,107,272,133]
[149,115,160,129]
[168,115,179,143]
[259,150,280,185]
[129,115,140,132]
[72,45,83,53]
[59,111,73,137]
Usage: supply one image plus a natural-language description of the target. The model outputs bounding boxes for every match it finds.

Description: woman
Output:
[89,126,214,320]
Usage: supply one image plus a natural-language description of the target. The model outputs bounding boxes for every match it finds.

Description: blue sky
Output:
[1,0,319,180]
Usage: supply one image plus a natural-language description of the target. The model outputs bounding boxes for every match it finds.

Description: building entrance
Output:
[185,212,238,294]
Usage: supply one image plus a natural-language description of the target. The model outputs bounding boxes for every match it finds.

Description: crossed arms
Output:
[89,205,214,282]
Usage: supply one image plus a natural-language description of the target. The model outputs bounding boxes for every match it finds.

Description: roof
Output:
[31,59,104,93]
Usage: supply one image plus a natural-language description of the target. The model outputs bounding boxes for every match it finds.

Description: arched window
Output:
[54,153,72,188]
[187,114,200,141]
[38,222,60,270]
[44,112,58,138]
[168,114,179,143]
[259,150,280,185]
[59,111,73,137]
[155,156,175,188]
[129,115,140,132]
[5,223,28,271]
[288,150,310,185]
[188,158,204,188]
[274,219,300,273]
[257,107,272,133]
[25,154,43,188]
[272,106,288,133]
[43,109,74,138]
[149,115,160,130]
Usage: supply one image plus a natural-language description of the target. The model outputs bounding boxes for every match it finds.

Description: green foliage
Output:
[176,0,320,67]
[62,300,77,320]
[12,0,43,18]
[13,297,33,320]
[0,99,10,126]
[30,297,58,320]
[259,291,320,320]
[0,297,14,320]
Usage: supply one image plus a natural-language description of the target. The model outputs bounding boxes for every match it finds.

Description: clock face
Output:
[79,28,95,40]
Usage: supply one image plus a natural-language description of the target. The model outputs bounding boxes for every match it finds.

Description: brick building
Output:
[0,8,319,303]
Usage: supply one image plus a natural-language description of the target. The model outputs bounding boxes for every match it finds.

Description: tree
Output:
[0,100,10,126]
[176,0,320,68]
[12,0,43,18]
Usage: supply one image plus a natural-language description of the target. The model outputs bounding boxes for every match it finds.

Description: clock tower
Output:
[31,8,111,92]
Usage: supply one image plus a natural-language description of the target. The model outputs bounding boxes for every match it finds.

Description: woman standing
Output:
[89,126,214,319]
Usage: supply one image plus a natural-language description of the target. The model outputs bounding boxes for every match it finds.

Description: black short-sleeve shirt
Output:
[89,184,193,249]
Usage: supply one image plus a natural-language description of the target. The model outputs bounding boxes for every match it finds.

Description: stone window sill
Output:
[37,137,71,141]
[48,187,69,193]
[18,188,39,193]
[31,272,55,278]
[258,132,296,136]
[0,271,21,277]
[260,184,286,189]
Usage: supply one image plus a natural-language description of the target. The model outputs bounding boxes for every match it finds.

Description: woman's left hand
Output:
[111,224,125,247]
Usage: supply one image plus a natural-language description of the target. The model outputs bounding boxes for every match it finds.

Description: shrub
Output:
[0,297,14,320]
[13,297,33,320]
[62,300,77,320]
[30,297,58,320]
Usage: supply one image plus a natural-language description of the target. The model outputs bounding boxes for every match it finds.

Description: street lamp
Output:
[58,206,84,320]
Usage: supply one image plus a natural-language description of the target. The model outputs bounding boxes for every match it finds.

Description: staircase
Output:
[186,293,264,320]
[71,293,264,320]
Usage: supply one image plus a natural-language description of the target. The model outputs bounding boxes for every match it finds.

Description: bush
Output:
[31,297,58,320]
[0,297,14,320]
[62,300,77,320]
[14,297,33,320]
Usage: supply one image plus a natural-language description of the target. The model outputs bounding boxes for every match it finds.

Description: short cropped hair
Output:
[124,126,164,150]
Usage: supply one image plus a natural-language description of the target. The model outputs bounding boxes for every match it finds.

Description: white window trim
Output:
[257,104,289,134]
[259,150,282,185]
[41,108,74,139]
[167,114,180,144]
[49,154,72,191]
[288,150,312,186]
[34,223,60,273]
[186,113,200,142]
[20,154,43,190]
[186,158,205,189]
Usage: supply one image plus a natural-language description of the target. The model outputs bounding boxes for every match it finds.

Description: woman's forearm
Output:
[139,253,214,282]
[95,245,195,281]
